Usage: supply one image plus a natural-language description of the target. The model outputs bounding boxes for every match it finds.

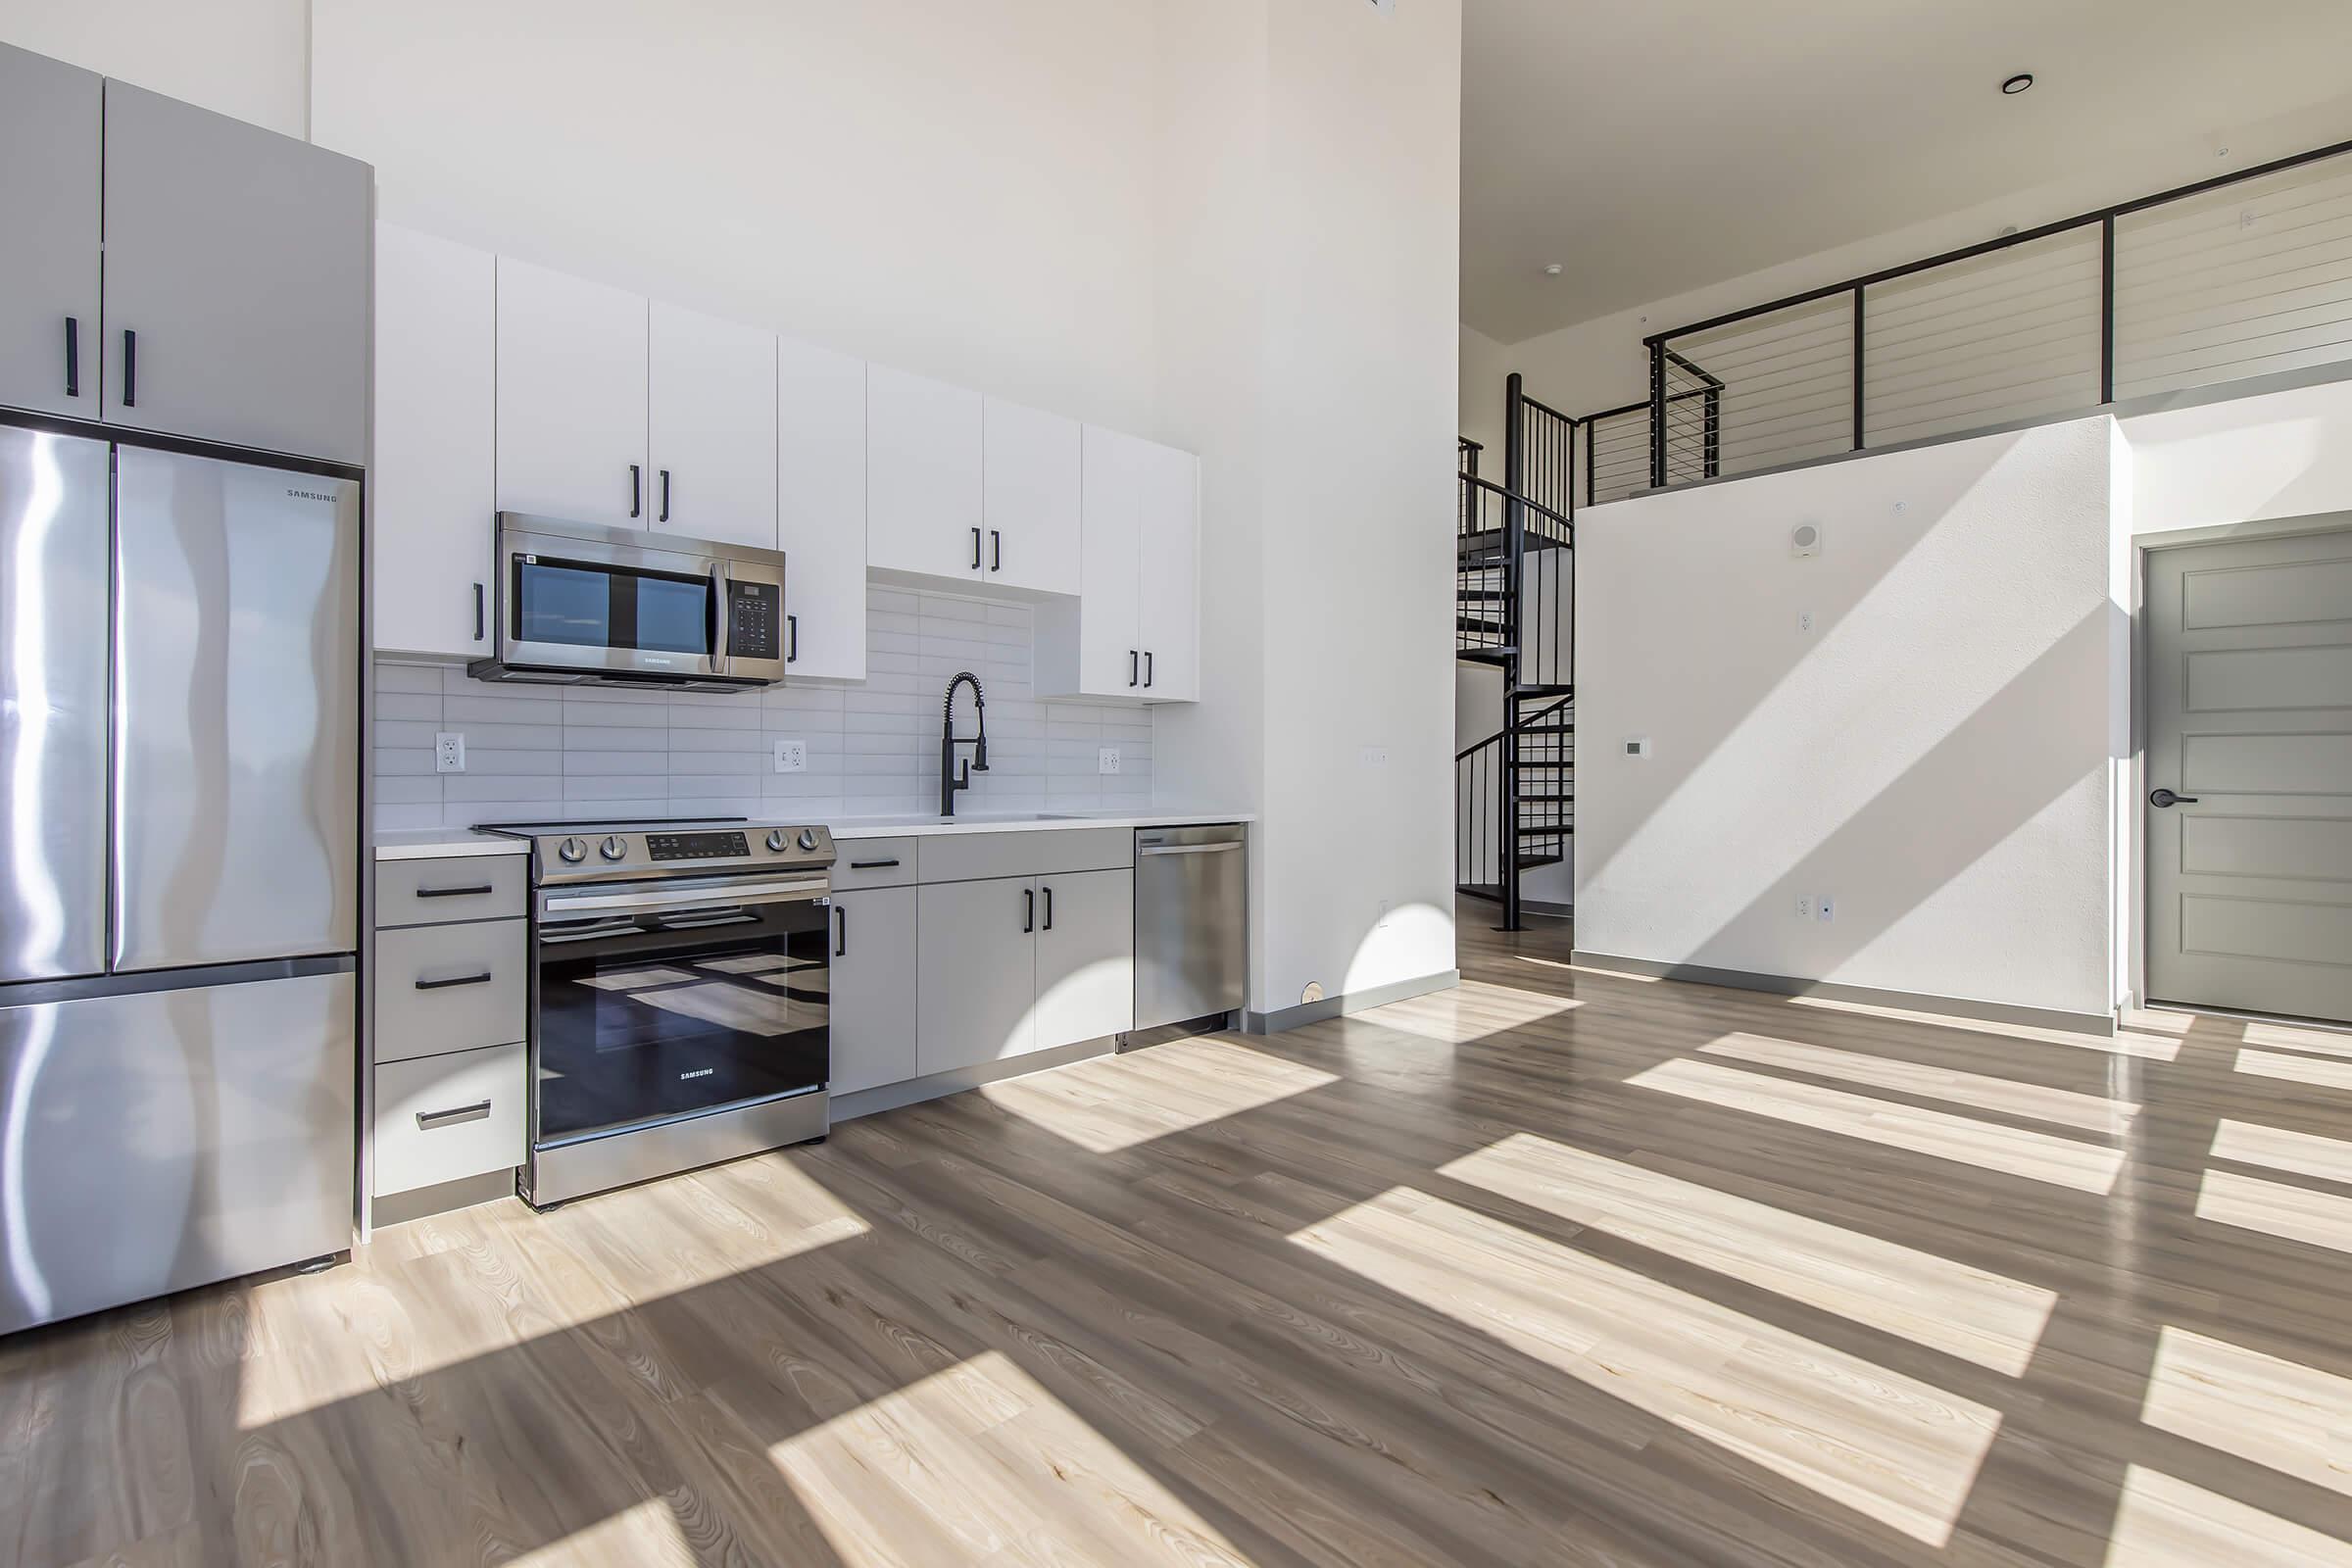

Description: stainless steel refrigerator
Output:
[0,424,359,1335]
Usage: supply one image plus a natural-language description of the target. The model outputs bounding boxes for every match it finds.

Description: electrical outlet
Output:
[772,739,807,773]
[1360,746,1390,768]
[434,732,466,773]
[1798,610,1815,633]
[1098,746,1121,775]
[1795,895,1816,920]
[1818,896,1836,922]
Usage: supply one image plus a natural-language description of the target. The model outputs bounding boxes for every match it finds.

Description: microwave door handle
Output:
[709,563,732,675]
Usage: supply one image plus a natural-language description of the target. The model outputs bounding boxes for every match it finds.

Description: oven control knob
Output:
[765,828,787,853]
[797,828,819,852]
[557,836,587,863]
[600,834,627,861]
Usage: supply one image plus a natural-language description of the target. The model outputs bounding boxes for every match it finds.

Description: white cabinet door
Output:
[867,365,983,581]
[371,222,497,660]
[1077,425,1145,695]
[495,257,649,527]
[982,397,1081,596]
[777,335,868,680]
[649,300,776,551]
[828,886,916,1095]
[1033,869,1133,1050]
[915,876,1036,1077]
[1136,439,1200,703]
[0,44,100,421]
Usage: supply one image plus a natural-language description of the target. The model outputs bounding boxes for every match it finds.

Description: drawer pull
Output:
[415,882,495,899]
[415,970,494,991]
[416,1100,492,1131]
[849,858,901,870]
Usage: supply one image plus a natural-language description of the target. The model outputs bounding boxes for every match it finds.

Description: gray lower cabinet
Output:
[829,886,917,1094]
[915,876,1039,1078]
[0,44,101,420]
[373,1044,527,1197]
[1034,869,1134,1050]
[99,78,368,464]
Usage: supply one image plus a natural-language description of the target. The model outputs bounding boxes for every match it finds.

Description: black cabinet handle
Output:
[835,903,847,957]
[121,328,136,408]
[990,529,1001,572]
[1022,887,1034,933]
[472,582,485,643]
[970,525,982,570]
[415,970,493,991]
[787,613,799,662]
[1128,650,1139,688]
[415,882,493,900]
[659,467,671,522]
[1144,651,1153,688]
[849,858,899,869]
[65,317,78,399]
[629,464,642,518]
[1043,884,1054,931]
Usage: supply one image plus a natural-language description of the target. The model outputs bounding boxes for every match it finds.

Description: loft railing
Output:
[1641,136,2352,489]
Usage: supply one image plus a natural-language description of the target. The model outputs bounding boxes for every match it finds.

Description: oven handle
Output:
[541,876,831,918]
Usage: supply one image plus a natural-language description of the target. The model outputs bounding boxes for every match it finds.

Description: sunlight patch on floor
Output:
[983,1037,1338,1153]
[2241,1020,2352,1057]
[1287,1186,1999,1545]
[2105,1464,2352,1567]
[2235,1049,2352,1090]
[1442,1133,2056,1374]
[1699,1032,2140,1133]
[768,1349,1252,1567]
[2142,1326,2352,1499]
[1514,954,1658,981]
[2195,1168,2352,1255]
[2210,1119,2352,1185]
[1369,979,1581,1043]
[1784,995,2182,1060]
[1627,1057,2126,1194]
[515,1497,695,1566]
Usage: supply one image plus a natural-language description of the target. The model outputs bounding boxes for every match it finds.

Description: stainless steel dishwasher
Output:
[1134,824,1248,1033]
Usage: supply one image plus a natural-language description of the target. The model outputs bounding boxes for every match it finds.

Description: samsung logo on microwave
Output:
[286,488,338,504]
[679,1067,714,1081]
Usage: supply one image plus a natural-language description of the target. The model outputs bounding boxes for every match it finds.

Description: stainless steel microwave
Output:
[468,514,790,691]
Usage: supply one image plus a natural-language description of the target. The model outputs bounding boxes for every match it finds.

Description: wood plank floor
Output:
[10,902,2352,1566]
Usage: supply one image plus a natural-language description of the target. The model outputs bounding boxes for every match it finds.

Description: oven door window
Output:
[534,890,829,1142]
[515,557,715,656]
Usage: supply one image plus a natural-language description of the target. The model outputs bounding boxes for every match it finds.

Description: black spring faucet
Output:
[941,671,989,817]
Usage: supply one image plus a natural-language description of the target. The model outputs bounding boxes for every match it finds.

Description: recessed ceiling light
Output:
[1544,263,1563,276]
[2001,73,2034,95]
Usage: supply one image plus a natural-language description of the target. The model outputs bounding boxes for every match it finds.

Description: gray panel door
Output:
[113,447,360,970]
[0,44,101,418]
[830,886,918,1094]
[99,79,368,465]
[2147,525,2352,1023]
[0,428,110,982]
[0,970,355,1334]
[915,876,1036,1078]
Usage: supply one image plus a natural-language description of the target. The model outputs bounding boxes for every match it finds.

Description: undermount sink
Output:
[833,810,1091,829]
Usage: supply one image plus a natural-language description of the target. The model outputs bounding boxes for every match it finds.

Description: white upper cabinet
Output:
[981,397,1081,596]
[495,257,649,527]
[371,222,496,661]
[865,366,984,581]
[0,43,100,421]
[776,335,868,680]
[649,300,776,551]
[1136,439,1200,702]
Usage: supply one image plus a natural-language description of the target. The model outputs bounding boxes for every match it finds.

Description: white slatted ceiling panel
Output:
[1668,293,1854,480]
[2115,150,2352,399]
[1862,227,2102,448]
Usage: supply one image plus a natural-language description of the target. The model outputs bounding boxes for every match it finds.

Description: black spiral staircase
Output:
[1455,376,1576,930]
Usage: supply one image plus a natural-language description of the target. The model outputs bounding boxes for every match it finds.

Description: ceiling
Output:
[1462,0,2352,342]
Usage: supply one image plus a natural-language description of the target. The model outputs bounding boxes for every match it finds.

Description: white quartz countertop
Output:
[374,810,1250,858]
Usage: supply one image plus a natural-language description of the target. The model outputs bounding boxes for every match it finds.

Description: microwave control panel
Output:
[727,579,783,661]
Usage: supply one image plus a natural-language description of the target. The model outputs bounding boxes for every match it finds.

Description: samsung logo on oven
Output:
[679,1067,714,1081]
[286,488,338,503]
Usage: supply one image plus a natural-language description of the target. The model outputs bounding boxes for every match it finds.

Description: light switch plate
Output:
[434,732,466,773]
[1098,746,1121,775]
[1360,746,1391,768]
[772,739,807,773]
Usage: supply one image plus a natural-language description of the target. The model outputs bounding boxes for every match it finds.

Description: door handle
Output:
[990,529,1002,572]
[1023,887,1035,934]
[416,1101,492,1131]
[121,328,136,408]
[849,858,900,869]
[65,317,78,399]
[1128,650,1139,688]
[970,525,983,571]
[787,612,799,662]
[415,882,494,900]
[1042,884,1054,931]
[659,467,672,522]
[2148,788,2200,808]
[629,464,642,518]
[473,581,487,643]
[415,970,494,991]
[835,903,847,957]
[1144,651,1153,689]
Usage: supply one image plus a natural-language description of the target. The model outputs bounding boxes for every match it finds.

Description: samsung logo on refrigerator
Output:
[679,1067,715,1081]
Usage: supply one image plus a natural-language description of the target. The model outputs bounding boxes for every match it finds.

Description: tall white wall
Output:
[1575,416,2129,1021]
[2122,376,2352,536]
[0,0,310,136]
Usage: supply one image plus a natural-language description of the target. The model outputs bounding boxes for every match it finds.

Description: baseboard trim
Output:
[1522,898,1574,919]
[830,1036,1119,1123]
[1568,950,2119,1037]
[1246,969,1459,1035]
[370,1167,517,1228]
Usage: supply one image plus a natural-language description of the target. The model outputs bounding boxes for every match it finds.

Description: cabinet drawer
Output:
[916,827,1132,885]
[372,1042,525,1197]
[376,854,527,927]
[833,838,917,889]
[374,919,526,1064]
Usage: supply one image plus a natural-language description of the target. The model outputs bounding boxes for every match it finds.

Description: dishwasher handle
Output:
[1138,841,1243,858]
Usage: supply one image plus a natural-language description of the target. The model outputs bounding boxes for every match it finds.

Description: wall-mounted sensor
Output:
[1623,737,1651,759]
[1790,521,1822,558]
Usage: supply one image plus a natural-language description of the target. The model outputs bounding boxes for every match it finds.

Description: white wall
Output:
[1575,416,2128,1021]
[1458,322,1511,466]
[2122,376,2352,537]
[0,0,309,136]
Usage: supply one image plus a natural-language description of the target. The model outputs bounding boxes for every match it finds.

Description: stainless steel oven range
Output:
[477,817,835,1206]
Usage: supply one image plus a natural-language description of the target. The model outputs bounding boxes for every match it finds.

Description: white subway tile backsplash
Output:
[372,585,1154,829]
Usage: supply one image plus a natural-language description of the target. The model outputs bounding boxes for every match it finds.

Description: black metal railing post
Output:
[1851,285,1866,452]
[2099,215,2117,405]
[1702,384,1721,479]
[1647,343,1667,490]
[1583,416,1596,509]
